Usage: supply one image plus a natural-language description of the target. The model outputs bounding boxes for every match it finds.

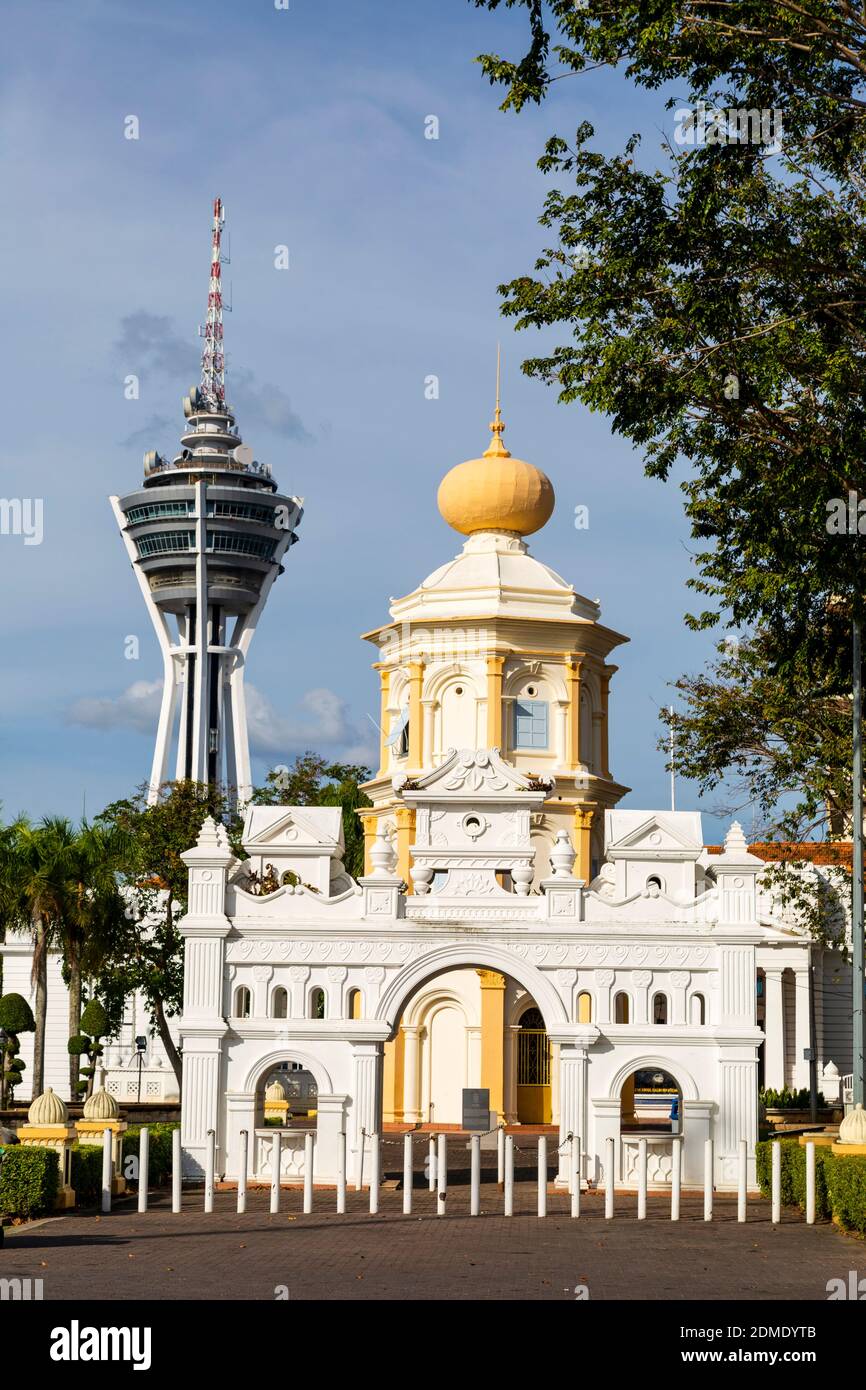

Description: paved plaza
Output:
[1,1146,858,1302]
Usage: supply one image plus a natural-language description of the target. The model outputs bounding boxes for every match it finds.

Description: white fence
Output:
[104,1126,805,1225]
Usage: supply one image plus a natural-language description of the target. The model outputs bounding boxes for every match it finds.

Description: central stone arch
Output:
[375,941,569,1034]
[243,1047,334,1097]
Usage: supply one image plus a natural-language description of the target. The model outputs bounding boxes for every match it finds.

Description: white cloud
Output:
[65,680,376,767]
[66,680,163,734]
[246,685,376,765]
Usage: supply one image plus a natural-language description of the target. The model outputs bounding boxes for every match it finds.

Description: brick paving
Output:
[1,1142,859,1301]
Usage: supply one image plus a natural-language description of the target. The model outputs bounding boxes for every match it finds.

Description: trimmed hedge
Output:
[756,1138,866,1233]
[0,1145,59,1218]
[71,1143,105,1207]
[122,1123,179,1186]
[827,1153,866,1235]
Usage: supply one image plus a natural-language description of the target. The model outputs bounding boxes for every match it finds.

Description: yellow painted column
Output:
[486,656,505,750]
[376,667,391,775]
[600,665,615,779]
[407,661,424,768]
[476,969,506,1121]
[382,1031,405,1123]
[573,804,596,884]
[394,805,416,892]
[361,813,378,876]
[565,657,585,769]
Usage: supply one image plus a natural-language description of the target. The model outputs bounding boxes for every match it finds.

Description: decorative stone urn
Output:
[17,1088,76,1209]
[549,829,577,879]
[75,1086,128,1195]
[263,1079,289,1126]
[369,826,398,878]
[832,1102,866,1158]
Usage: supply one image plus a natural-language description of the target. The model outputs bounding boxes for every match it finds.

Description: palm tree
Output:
[0,818,72,1097]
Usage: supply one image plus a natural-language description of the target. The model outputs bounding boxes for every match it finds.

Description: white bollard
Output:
[204,1129,215,1214]
[537,1136,547,1218]
[337,1132,347,1214]
[270,1131,282,1214]
[403,1133,413,1215]
[497,1125,505,1185]
[806,1140,816,1225]
[504,1134,514,1216]
[303,1133,314,1214]
[237,1130,248,1215]
[737,1138,747,1223]
[138,1127,149,1213]
[437,1134,447,1216]
[605,1136,615,1220]
[101,1126,112,1214]
[369,1134,380,1215]
[703,1138,713,1223]
[671,1136,682,1222]
[571,1135,580,1219]
[771,1140,781,1224]
[428,1135,436,1191]
[172,1128,182,1214]
[637,1137,648,1220]
[356,1128,365,1193]
[470,1134,481,1217]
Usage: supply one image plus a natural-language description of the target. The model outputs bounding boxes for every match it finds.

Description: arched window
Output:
[577,991,593,1024]
[234,986,251,1019]
[690,992,706,1025]
[614,992,630,1024]
[386,705,410,758]
[646,874,663,893]
[348,988,362,1020]
[653,992,669,1025]
[272,986,288,1019]
[309,987,326,1020]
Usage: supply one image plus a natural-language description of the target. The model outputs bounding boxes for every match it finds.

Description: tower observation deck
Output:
[110,198,304,804]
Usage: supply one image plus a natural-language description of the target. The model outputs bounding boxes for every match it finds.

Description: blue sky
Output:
[0,0,745,840]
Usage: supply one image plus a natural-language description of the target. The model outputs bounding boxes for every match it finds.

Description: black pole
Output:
[853,615,864,1107]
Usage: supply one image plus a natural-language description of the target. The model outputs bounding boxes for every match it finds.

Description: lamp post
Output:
[135,1036,147,1105]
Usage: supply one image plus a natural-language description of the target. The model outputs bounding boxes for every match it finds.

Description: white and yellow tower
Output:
[361,368,629,890]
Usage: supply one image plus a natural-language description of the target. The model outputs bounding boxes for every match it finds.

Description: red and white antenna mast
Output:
[200,197,227,408]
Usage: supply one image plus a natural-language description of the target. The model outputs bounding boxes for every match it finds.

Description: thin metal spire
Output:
[200,197,226,408]
[484,342,510,458]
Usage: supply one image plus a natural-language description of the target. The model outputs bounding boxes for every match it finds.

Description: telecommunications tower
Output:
[111,198,304,804]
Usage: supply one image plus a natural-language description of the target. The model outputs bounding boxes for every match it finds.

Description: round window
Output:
[526,685,537,697]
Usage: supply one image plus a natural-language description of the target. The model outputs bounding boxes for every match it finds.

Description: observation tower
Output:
[111,198,304,803]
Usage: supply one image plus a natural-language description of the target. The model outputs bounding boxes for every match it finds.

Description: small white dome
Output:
[83,1088,119,1121]
[27,1087,69,1125]
[839,1102,866,1146]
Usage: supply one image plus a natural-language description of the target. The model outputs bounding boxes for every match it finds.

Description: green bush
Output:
[0,1146,59,1217]
[755,1138,866,1225]
[122,1123,178,1186]
[827,1154,866,1235]
[0,994,35,1034]
[760,1086,825,1110]
[71,1143,105,1206]
[80,1000,109,1039]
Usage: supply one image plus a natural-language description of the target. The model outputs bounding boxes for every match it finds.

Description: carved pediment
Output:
[398,748,551,801]
[605,810,704,859]
[242,805,344,854]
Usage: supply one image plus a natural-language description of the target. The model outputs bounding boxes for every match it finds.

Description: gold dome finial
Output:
[436,352,556,538]
[484,343,510,459]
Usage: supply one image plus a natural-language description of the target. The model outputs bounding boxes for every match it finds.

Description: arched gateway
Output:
[177,750,767,1193]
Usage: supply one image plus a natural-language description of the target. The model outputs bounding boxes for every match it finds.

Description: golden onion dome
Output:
[437,379,555,538]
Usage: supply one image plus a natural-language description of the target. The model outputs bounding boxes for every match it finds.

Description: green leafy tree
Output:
[68,999,110,1100]
[470,0,866,838]
[0,992,34,1108]
[94,781,241,1092]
